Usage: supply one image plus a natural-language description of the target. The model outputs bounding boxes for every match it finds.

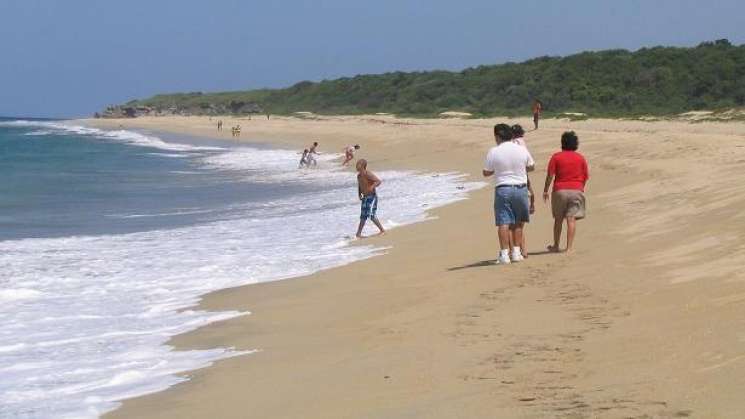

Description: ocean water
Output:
[0,117,483,418]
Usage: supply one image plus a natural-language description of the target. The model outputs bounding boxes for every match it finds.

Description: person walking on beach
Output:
[356,159,385,238]
[532,99,543,130]
[306,141,319,167]
[217,120,223,131]
[484,124,535,264]
[342,144,360,166]
[542,131,589,253]
[511,124,536,258]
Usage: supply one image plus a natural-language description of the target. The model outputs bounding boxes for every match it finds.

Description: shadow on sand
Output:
[447,260,494,271]
[448,251,556,271]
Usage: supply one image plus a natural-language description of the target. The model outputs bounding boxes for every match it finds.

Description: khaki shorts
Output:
[551,190,586,220]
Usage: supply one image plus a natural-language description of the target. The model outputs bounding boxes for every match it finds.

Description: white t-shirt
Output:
[484,141,535,186]
[513,137,527,148]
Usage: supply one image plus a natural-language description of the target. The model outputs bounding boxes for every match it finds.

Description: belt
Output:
[496,184,527,189]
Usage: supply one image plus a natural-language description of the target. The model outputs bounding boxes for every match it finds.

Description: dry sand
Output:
[87,115,745,418]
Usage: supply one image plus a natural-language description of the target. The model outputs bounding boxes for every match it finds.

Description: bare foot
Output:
[547,245,561,253]
[356,234,364,239]
[377,231,386,236]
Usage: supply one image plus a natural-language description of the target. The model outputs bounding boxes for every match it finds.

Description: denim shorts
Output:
[494,185,530,226]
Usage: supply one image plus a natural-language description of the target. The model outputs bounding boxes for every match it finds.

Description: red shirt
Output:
[547,151,589,192]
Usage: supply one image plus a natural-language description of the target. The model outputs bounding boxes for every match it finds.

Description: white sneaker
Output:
[511,251,524,262]
[496,254,511,265]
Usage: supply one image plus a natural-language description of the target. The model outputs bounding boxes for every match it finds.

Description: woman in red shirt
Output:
[542,131,589,253]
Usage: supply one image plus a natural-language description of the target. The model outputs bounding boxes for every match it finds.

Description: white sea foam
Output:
[24,130,54,136]
[0,122,485,418]
[1,120,224,152]
[105,208,215,219]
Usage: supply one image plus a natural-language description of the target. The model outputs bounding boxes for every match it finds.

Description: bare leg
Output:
[566,217,577,252]
[370,216,386,235]
[549,218,562,252]
[511,223,524,252]
[356,219,366,238]
[497,225,511,251]
[521,225,528,257]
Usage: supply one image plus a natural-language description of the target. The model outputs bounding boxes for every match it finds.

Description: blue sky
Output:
[1,0,744,118]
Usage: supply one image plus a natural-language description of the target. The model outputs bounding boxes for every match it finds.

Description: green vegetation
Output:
[123,39,745,118]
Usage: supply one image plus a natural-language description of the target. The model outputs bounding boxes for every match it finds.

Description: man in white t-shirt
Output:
[483,123,535,264]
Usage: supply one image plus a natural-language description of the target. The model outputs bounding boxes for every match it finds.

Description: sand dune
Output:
[87,115,745,418]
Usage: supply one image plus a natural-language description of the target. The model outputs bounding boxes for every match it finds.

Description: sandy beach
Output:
[86,114,745,418]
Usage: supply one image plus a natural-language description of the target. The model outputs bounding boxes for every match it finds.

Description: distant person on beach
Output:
[543,131,589,253]
[306,141,319,167]
[342,144,360,166]
[532,99,543,130]
[483,123,535,264]
[511,124,536,258]
[217,120,223,131]
[356,159,385,238]
[299,149,310,168]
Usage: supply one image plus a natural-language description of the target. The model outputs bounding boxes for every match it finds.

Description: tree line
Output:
[124,39,745,118]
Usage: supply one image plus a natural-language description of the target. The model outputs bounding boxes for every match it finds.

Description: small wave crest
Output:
[2,120,225,153]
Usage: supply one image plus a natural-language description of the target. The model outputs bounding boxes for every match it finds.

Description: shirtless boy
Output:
[355,159,385,238]
[306,141,319,167]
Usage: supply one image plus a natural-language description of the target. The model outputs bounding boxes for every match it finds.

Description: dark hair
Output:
[354,144,360,149]
[493,123,512,142]
[511,124,525,138]
[561,131,579,151]
[313,142,318,146]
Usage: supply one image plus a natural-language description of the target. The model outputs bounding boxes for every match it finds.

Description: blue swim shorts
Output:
[360,194,379,220]
[493,185,530,226]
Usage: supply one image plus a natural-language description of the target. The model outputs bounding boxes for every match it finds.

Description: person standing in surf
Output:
[532,99,543,130]
[306,141,319,167]
[355,159,385,238]
[298,149,310,168]
[342,144,360,166]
